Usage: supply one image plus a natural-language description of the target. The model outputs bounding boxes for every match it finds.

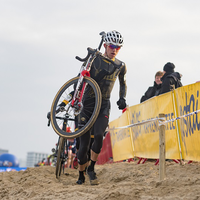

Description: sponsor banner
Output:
[175,82,200,161]
[129,92,180,159]
[0,167,27,172]
[109,110,134,162]
[108,82,200,162]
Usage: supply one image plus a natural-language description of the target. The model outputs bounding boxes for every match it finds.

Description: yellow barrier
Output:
[175,82,200,161]
[109,82,200,162]
[109,110,134,161]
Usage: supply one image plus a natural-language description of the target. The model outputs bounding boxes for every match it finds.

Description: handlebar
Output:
[75,47,97,62]
[98,31,106,50]
[75,31,106,62]
[47,118,51,126]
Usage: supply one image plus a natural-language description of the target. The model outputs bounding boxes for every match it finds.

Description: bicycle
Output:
[48,114,75,178]
[49,31,123,139]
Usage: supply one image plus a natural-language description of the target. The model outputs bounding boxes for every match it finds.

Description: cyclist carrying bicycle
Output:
[77,30,127,185]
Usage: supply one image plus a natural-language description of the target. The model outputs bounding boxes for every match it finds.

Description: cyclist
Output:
[77,30,127,185]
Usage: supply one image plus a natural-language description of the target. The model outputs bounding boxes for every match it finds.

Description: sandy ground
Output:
[0,160,200,200]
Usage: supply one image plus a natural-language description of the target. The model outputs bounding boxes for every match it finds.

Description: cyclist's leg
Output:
[90,100,110,155]
[87,137,94,162]
[87,114,109,185]
[76,96,94,164]
[91,114,109,155]
[77,129,91,166]
[76,127,91,184]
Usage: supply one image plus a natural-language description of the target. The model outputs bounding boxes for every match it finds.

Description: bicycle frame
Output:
[69,32,106,114]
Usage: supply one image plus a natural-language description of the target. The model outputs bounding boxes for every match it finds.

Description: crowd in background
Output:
[140,62,182,103]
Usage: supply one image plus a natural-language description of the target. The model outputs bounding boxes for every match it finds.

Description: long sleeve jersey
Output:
[89,54,127,101]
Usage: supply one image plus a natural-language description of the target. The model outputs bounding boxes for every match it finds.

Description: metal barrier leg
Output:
[142,158,147,164]
[137,157,143,164]
[155,159,159,165]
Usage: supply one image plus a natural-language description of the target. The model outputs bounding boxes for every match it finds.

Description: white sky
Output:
[1,0,200,162]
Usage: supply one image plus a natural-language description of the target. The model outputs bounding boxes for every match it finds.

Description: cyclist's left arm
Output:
[118,63,127,99]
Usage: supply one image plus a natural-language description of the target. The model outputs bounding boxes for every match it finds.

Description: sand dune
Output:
[0,161,200,199]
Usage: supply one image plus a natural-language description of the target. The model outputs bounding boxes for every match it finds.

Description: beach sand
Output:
[0,160,200,199]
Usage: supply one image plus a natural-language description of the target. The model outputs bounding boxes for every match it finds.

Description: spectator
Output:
[159,62,182,95]
[140,71,163,103]
[67,138,76,168]
[64,127,76,169]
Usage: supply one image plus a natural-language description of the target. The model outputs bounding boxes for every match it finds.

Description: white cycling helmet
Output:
[104,30,124,46]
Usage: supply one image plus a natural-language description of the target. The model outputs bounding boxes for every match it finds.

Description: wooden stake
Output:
[159,113,166,181]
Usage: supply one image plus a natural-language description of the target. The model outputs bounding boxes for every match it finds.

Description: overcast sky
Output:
[1,0,200,163]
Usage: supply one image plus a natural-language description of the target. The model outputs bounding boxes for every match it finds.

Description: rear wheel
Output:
[55,137,64,178]
[50,76,102,139]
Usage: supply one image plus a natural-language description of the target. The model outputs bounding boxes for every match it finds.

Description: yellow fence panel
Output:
[109,111,134,162]
[175,82,200,161]
[128,92,180,159]
[109,82,200,162]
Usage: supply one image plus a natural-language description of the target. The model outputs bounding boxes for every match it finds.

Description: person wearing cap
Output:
[140,71,164,103]
[159,62,182,95]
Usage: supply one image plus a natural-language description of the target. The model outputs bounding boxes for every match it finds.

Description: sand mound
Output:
[1,161,200,199]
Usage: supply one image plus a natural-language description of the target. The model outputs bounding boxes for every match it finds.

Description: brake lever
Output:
[47,118,51,126]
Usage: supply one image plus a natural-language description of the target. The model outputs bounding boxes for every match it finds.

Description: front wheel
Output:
[50,76,102,139]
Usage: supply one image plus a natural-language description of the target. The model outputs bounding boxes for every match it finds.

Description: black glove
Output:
[47,112,50,119]
[117,98,126,110]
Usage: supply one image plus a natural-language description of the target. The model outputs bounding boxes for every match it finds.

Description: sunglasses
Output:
[108,44,121,50]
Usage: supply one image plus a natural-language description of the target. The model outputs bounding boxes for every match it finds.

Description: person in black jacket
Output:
[159,62,182,95]
[140,71,163,103]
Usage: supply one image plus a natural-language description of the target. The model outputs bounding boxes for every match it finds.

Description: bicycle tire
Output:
[50,76,102,139]
[55,137,64,178]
